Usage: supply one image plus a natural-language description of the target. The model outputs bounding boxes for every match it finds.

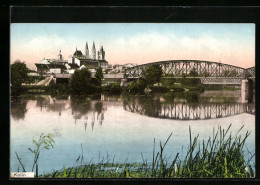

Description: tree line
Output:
[11,61,205,96]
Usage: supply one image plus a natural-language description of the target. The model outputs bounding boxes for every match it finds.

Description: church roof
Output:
[73,50,83,56]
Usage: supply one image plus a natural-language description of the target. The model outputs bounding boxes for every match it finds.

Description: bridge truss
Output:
[125,60,255,81]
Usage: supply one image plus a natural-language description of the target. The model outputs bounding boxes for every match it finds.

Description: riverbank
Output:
[12,74,247,97]
[14,83,243,97]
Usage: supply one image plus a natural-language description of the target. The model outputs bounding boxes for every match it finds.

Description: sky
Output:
[10,23,255,70]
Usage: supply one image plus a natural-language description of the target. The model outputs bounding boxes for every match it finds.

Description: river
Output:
[10,91,255,175]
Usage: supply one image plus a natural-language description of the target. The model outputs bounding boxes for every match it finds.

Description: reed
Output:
[39,124,254,178]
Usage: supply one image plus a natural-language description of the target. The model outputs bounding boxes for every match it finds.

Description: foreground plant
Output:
[152,125,255,178]
[28,133,55,177]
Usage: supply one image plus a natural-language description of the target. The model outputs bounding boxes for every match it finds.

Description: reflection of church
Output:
[82,112,105,131]
[35,41,108,74]
[71,100,106,131]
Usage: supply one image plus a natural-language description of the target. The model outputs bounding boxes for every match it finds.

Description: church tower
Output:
[91,41,96,60]
[98,46,105,60]
[58,49,63,60]
[85,41,89,59]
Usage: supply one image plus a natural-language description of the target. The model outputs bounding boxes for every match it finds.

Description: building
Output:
[35,50,68,75]
[35,41,109,75]
[68,41,108,70]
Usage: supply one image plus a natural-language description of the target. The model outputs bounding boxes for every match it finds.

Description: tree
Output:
[223,70,229,77]
[230,70,238,77]
[144,65,163,87]
[95,67,104,86]
[69,68,92,95]
[189,68,198,77]
[11,61,29,95]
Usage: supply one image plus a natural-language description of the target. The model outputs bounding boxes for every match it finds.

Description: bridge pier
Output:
[241,79,253,103]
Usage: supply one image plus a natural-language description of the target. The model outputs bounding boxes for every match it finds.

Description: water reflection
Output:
[68,96,105,130]
[10,98,28,120]
[10,91,254,124]
[10,92,255,175]
[123,93,255,120]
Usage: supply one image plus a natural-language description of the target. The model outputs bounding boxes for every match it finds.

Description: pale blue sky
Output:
[11,23,255,69]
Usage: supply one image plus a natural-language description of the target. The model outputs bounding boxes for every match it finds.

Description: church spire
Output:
[91,41,96,60]
[85,41,89,58]
[58,49,62,60]
[98,45,105,60]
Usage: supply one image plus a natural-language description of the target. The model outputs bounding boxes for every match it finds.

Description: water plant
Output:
[28,133,55,177]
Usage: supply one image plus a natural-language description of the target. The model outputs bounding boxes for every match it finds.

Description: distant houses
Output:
[109,63,138,74]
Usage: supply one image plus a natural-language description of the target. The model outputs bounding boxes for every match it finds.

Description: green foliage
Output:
[201,72,210,77]
[125,166,130,178]
[144,65,163,87]
[25,76,45,84]
[150,86,170,93]
[104,82,122,94]
[126,78,147,93]
[223,70,230,77]
[11,61,29,95]
[69,68,92,95]
[203,85,240,91]
[46,81,70,95]
[95,67,104,86]
[230,70,238,77]
[181,78,201,87]
[189,68,198,77]
[223,70,238,77]
[28,133,55,177]
[63,166,67,177]
[161,78,176,87]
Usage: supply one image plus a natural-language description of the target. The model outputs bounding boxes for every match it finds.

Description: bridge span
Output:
[125,60,255,85]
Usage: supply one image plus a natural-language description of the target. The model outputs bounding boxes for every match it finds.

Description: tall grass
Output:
[39,125,254,178]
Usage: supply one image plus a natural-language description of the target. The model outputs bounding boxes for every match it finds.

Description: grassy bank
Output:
[38,125,254,178]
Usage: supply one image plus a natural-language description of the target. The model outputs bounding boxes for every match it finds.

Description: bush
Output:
[104,82,122,94]
[126,78,147,94]
[11,61,29,96]
[144,65,163,87]
[46,80,70,95]
[69,68,93,95]
[150,86,170,93]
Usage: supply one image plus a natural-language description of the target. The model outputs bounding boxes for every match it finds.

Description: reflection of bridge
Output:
[124,102,255,120]
[125,60,255,84]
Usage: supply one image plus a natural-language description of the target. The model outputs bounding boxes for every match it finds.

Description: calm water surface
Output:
[10,91,255,175]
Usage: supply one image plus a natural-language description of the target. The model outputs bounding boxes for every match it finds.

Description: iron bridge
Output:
[125,60,255,85]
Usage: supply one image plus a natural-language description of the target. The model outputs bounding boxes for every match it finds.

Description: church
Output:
[68,41,108,69]
[35,41,109,74]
